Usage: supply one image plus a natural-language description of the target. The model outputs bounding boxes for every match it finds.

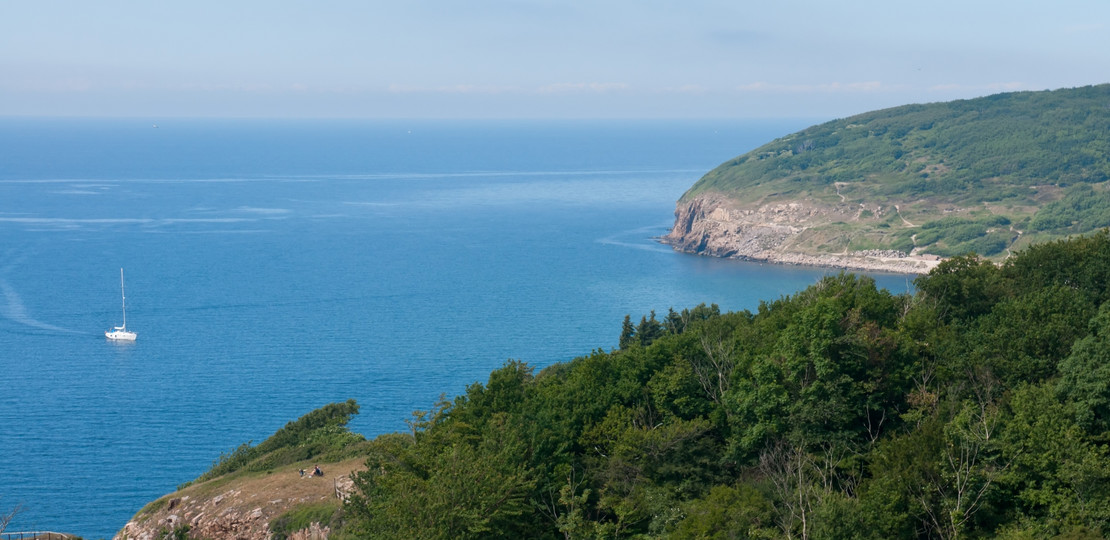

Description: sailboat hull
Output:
[106,329,137,341]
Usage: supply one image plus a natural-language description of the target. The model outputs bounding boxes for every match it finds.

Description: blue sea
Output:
[0,118,914,538]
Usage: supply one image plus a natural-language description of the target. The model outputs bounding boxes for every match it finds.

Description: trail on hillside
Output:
[895,205,915,227]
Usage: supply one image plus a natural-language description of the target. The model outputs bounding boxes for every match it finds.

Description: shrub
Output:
[271,502,343,540]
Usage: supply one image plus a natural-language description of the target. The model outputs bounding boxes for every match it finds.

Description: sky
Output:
[2,0,1108,119]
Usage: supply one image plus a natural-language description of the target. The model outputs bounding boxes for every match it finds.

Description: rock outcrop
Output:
[115,459,362,540]
[663,193,941,274]
[116,491,276,540]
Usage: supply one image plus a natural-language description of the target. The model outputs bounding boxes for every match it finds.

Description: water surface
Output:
[0,118,912,537]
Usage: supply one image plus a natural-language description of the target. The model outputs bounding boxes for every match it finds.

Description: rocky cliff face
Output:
[662,193,940,274]
[116,492,278,540]
[664,193,811,258]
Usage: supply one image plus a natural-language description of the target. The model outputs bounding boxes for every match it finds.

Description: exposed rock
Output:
[333,476,355,502]
[114,458,366,540]
[117,494,275,540]
[663,193,941,274]
[289,522,330,540]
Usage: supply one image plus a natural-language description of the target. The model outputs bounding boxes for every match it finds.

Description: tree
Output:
[619,315,635,350]
[457,360,533,420]
[969,285,1094,385]
[864,421,947,539]
[664,303,722,335]
[1003,229,1110,307]
[915,254,1007,324]
[930,396,1008,539]
[1057,303,1110,436]
[728,274,909,458]
[637,311,664,347]
[690,317,737,408]
[1,498,23,535]
[348,413,536,539]
[759,440,821,540]
[1002,383,1110,536]
[668,484,776,540]
[539,466,598,540]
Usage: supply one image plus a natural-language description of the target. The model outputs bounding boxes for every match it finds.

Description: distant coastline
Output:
[667,85,1110,270]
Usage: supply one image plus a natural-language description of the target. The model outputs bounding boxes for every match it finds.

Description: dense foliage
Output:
[1029,184,1110,234]
[341,231,1110,539]
[681,84,1110,258]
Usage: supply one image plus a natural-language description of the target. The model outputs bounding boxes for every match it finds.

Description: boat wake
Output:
[0,278,86,335]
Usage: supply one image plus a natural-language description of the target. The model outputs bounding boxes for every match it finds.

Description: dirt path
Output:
[895,205,915,227]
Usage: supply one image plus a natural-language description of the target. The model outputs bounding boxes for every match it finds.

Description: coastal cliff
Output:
[663,193,941,274]
[664,84,1110,272]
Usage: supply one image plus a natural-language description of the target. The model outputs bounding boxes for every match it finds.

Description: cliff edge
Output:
[114,458,361,540]
[663,192,941,274]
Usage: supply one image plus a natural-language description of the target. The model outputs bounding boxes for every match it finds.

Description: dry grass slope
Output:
[115,457,364,540]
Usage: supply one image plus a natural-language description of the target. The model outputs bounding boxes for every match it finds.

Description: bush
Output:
[271,502,343,540]
[193,400,364,483]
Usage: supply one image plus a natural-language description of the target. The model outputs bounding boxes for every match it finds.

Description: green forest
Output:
[680,84,1110,258]
[210,230,1110,539]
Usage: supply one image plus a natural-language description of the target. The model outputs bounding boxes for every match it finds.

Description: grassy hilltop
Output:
[680,84,1110,259]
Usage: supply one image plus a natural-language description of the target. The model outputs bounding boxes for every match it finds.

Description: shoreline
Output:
[660,238,941,275]
[662,194,943,276]
[729,250,941,275]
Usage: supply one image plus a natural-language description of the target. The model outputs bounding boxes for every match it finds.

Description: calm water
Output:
[0,118,913,538]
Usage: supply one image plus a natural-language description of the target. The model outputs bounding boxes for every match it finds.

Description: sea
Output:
[0,118,915,538]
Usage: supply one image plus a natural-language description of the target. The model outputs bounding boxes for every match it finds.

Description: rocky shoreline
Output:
[662,193,942,275]
[662,244,942,275]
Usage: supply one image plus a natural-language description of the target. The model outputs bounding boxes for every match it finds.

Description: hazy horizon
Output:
[2,1,1108,120]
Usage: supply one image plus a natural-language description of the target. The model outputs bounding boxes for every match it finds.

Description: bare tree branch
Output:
[691,327,736,407]
[1,498,25,534]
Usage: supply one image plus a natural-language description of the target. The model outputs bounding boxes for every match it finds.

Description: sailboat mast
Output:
[106,268,137,340]
[120,268,127,329]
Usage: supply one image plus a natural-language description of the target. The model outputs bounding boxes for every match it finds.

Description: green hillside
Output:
[683,84,1110,258]
[136,232,1110,539]
[342,234,1110,539]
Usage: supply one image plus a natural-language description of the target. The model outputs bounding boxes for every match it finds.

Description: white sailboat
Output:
[106,268,137,341]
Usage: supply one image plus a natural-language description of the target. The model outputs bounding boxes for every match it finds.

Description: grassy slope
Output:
[127,457,364,538]
[682,84,1110,258]
[118,401,368,539]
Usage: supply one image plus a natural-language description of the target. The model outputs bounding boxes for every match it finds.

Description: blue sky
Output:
[2,0,1107,119]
